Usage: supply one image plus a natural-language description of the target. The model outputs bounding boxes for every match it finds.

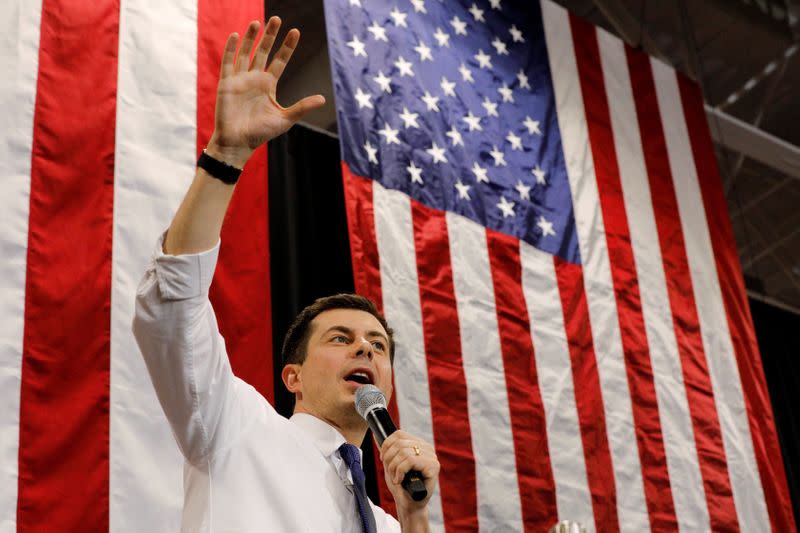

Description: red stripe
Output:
[343,163,384,311]
[554,258,620,533]
[198,2,273,402]
[411,202,478,532]
[341,165,400,515]
[678,76,797,532]
[17,1,117,528]
[569,15,677,530]
[626,45,739,532]
[486,229,558,531]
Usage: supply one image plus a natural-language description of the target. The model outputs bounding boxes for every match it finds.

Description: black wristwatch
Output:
[197,149,242,185]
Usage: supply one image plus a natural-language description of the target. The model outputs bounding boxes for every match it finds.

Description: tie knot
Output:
[338,443,362,469]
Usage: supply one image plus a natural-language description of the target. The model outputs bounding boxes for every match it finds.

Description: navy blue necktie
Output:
[338,443,378,533]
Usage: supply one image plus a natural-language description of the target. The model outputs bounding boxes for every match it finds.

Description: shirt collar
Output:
[289,413,363,461]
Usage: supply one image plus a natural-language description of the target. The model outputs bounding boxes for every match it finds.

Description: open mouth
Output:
[344,370,374,385]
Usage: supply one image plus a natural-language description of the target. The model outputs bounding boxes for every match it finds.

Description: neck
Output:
[294,404,368,446]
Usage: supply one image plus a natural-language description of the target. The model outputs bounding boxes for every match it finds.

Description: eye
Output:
[371,341,386,351]
[331,335,349,344]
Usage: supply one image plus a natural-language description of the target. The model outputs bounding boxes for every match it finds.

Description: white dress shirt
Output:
[132,234,401,532]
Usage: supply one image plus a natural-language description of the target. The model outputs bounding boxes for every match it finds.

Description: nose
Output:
[354,336,373,360]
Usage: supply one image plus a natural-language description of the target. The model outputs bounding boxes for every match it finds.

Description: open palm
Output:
[210,18,325,166]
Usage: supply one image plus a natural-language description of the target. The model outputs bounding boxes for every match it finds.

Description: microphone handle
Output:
[365,408,428,502]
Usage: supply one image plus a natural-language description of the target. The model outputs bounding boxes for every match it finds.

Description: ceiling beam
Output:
[705,105,800,182]
[591,0,800,183]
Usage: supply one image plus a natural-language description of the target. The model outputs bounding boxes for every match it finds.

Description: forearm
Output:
[398,508,429,533]
[163,140,250,255]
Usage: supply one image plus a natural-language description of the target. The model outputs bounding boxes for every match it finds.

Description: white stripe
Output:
[0,2,42,528]
[651,58,770,532]
[540,2,650,531]
[446,212,524,532]
[597,30,710,532]
[519,243,594,531]
[110,1,198,530]
[372,182,445,532]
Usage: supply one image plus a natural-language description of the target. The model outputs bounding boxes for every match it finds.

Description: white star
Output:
[414,41,433,62]
[481,97,498,117]
[459,63,474,83]
[471,162,489,183]
[421,91,440,111]
[440,77,456,97]
[515,180,531,200]
[489,0,502,8]
[410,0,427,13]
[433,27,450,47]
[524,116,541,135]
[489,145,507,166]
[455,180,471,200]
[349,0,361,6]
[373,71,392,93]
[462,112,482,131]
[394,56,414,77]
[474,49,492,69]
[509,24,525,43]
[367,21,388,42]
[491,37,509,55]
[364,141,378,164]
[354,87,373,109]
[347,35,367,57]
[450,16,468,35]
[497,196,516,218]
[531,165,546,185]
[446,125,464,147]
[426,142,448,164]
[468,3,485,22]
[390,7,408,27]
[506,131,522,150]
[407,161,424,184]
[498,83,514,103]
[537,215,556,237]
[399,107,420,128]
[378,122,400,145]
[517,69,531,90]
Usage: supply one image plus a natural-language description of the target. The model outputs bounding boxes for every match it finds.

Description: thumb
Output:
[284,94,326,123]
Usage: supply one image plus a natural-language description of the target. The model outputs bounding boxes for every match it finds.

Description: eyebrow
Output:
[322,325,389,344]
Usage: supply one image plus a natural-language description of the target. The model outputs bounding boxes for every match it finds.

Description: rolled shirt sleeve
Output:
[132,233,245,464]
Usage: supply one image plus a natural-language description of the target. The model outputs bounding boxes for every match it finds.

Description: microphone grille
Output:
[355,385,386,419]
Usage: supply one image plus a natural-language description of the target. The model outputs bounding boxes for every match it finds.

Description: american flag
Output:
[1,1,271,530]
[323,0,796,531]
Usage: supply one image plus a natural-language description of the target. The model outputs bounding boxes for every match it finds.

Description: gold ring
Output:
[413,445,421,456]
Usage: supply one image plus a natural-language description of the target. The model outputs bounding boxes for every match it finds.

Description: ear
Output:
[281,364,302,395]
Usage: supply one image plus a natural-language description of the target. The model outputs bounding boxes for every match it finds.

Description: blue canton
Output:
[324,0,581,263]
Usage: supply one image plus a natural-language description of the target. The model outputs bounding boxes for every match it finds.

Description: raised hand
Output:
[208,17,326,168]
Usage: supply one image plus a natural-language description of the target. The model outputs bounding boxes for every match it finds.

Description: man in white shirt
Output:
[132,16,439,532]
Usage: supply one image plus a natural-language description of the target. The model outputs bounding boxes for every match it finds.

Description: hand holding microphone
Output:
[355,385,439,505]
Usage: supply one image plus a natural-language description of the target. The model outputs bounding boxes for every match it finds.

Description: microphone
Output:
[355,385,428,502]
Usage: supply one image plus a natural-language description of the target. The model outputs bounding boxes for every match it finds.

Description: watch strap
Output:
[197,149,242,184]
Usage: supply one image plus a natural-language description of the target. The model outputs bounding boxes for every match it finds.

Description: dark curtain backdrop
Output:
[268,123,799,520]
[751,298,800,524]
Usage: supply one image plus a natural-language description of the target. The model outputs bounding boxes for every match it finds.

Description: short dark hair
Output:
[281,293,395,367]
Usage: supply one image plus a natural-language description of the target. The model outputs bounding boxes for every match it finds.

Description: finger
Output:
[283,94,326,123]
[235,21,260,73]
[266,28,300,83]
[379,437,415,464]
[250,16,281,72]
[390,456,416,484]
[220,33,239,79]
